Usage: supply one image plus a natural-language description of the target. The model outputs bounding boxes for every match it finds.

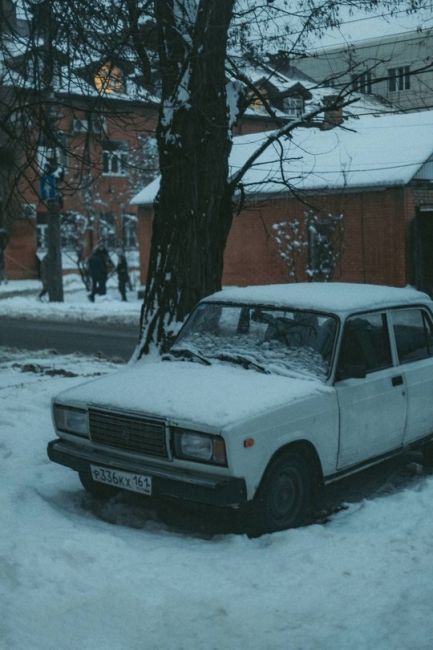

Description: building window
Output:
[248,86,269,111]
[60,212,88,251]
[388,66,411,92]
[351,71,372,94]
[72,116,106,135]
[37,224,48,249]
[94,63,125,94]
[36,211,48,249]
[37,133,68,174]
[99,213,117,248]
[282,96,304,118]
[122,214,137,248]
[102,141,128,176]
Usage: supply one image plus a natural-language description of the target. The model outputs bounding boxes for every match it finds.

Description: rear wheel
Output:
[79,471,120,499]
[248,452,312,535]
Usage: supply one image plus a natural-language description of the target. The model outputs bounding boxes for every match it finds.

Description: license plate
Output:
[90,464,152,495]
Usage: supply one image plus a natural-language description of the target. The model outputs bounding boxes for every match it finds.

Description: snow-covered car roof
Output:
[204,282,431,315]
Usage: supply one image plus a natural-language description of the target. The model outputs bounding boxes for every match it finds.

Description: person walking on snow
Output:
[116,249,130,301]
[88,245,111,302]
[37,253,49,300]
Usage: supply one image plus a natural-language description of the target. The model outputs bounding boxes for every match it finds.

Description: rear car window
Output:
[391,308,433,364]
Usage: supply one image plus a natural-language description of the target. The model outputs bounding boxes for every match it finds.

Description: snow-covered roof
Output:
[229,110,433,196]
[54,70,159,105]
[204,282,431,315]
[131,177,159,205]
[132,109,433,206]
[234,60,391,121]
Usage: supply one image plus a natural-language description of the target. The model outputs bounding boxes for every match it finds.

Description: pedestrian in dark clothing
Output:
[38,254,49,300]
[116,250,130,301]
[87,246,108,302]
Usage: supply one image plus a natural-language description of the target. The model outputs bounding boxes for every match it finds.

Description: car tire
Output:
[79,471,120,499]
[247,451,312,535]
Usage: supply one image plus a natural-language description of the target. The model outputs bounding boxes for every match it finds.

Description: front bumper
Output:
[47,439,247,507]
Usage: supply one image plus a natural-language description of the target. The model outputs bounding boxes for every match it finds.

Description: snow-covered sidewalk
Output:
[0,275,142,326]
[2,348,433,649]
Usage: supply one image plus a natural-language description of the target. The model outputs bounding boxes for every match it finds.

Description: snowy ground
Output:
[2,348,433,649]
[0,275,142,326]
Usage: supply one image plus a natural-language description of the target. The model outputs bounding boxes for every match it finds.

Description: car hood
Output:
[55,360,330,429]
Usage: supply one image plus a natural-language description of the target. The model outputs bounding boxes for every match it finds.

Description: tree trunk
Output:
[46,199,64,302]
[138,0,235,355]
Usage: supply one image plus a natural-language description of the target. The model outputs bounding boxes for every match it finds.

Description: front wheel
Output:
[247,452,312,535]
[79,471,120,499]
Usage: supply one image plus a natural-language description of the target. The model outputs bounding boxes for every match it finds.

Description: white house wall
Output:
[296,29,433,112]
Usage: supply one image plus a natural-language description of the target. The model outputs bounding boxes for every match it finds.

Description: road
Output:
[0,317,138,361]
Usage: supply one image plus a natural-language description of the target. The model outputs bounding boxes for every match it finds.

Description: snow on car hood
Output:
[55,360,331,429]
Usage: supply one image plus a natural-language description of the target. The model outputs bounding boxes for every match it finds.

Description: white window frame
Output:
[122,213,138,249]
[351,71,372,94]
[388,66,411,92]
[102,144,129,177]
[282,96,304,118]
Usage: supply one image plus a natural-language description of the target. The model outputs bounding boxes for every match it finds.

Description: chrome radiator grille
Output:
[89,408,168,458]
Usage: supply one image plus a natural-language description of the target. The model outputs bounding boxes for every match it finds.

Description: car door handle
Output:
[392,375,404,387]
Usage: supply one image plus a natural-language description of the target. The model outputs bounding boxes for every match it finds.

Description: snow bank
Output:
[2,350,433,649]
[132,110,433,206]
[0,276,141,326]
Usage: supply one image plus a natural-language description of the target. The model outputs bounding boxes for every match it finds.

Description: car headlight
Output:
[54,404,88,437]
[172,428,227,466]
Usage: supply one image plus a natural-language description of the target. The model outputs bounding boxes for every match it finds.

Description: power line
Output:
[229,159,430,174]
[239,5,433,47]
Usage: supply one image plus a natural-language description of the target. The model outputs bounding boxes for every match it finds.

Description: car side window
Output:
[392,308,433,364]
[337,312,392,378]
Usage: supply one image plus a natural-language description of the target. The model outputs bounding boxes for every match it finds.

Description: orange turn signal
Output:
[243,438,255,448]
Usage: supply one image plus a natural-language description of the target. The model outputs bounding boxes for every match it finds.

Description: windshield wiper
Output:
[210,353,269,374]
[163,347,211,366]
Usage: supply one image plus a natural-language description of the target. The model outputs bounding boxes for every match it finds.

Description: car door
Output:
[390,307,433,444]
[335,311,407,469]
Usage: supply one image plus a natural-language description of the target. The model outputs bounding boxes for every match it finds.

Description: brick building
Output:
[1,11,396,285]
[132,109,433,294]
[294,24,433,112]
[0,0,161,281]
[3,57,323,280]
[4,69,160,280]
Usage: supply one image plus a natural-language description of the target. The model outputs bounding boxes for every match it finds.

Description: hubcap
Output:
[269,467,303,525]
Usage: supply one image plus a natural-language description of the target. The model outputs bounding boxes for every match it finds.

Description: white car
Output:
[47,282,433,534]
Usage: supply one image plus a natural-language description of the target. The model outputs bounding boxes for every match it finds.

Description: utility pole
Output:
[42,162,63,301]
[32,0,63,301]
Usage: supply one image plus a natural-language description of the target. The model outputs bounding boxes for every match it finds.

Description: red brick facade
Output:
[137,184,433,290]
[5,218,37,280]
[4,107,278,281]
[4,102,159,280]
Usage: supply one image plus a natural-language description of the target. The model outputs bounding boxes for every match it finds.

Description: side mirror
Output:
[336,363,367,381]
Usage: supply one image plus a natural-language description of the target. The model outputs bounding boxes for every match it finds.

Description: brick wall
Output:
[137,184,430,290]
[5,217,38,280]
[6,102,158,279]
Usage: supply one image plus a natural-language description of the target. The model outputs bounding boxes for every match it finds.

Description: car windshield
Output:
[172,302,338,381]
